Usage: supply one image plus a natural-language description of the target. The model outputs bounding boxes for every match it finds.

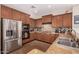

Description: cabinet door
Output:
[42,15,52,23]
[20,13,30,24]
[1,5,12,19]
[20,13,26,24]
[26,15,30,24]
[30,18,35,27]
[12,10,21,21]
[63,13,72,28]
[35,19,42,27]
[52,16,57,27]
[52,15,62,28]
[30,33,35,41]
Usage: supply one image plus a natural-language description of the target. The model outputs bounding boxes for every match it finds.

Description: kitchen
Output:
[0,4,79,54]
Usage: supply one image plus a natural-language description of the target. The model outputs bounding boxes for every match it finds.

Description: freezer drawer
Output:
[3,40,20,54]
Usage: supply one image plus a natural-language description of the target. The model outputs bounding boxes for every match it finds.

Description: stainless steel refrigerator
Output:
[0,19,22,54]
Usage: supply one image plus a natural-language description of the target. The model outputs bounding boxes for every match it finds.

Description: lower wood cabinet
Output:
[35,32,58,44]
[22,32,35,44]
[30,32,36,40]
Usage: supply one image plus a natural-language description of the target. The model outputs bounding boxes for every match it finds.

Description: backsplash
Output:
[41,24,55,32]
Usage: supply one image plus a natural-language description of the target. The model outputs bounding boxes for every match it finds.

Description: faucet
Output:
[65,28,77,41]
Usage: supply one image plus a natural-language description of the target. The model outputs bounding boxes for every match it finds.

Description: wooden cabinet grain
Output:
[23,32,35,44]
[1,5,13,19]
[52,13,72,28]
[41,33,58,43]
[35,18,42,27]
[30,18,35,27]
[42,14,52,23]
[63,13,72,28]
[1,5,30,24]
[20,13,30,24]
[52,15,63,28]
[35,32,58,44]
[30,33,35,40]
[12,10,21,21]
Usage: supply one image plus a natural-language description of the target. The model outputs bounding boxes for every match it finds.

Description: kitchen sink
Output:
[57,38,79,48]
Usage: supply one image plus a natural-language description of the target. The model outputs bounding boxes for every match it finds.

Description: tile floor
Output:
[10,40,51,54]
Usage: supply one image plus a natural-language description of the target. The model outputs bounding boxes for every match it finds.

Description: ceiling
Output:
[4,4,75,19]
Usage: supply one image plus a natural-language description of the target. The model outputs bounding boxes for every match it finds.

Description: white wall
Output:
[73,5,79,38]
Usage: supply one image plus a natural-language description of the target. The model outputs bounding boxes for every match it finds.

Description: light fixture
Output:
[34,10,38,13]
[48,5,52,8]
[30,5,38,13]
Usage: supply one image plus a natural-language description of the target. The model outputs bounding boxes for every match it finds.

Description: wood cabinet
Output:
[1,5,13,19]
[42,14,52,23]
[52,15,62,27]
[1,5,30,24]
[52,13,72,28]
[63,13,72,28]
[35,32,58,44]
[23,32,35,44]
[30,18,35,27]
[20,13,30,24]
[20,13,26,23]
[0,5,1,18]
[41,33,58,44]
[35,18,42,27]
[30,32,35,41]
[12,10,21,21]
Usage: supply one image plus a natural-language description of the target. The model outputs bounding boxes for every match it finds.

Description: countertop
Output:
[28,34,79,54]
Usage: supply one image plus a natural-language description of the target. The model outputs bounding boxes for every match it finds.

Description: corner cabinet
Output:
[42,14,52,23]
[35,18,42,27]
[1,5,13,19]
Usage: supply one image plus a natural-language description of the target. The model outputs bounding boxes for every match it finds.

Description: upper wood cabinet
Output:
[52,15,62,27]
[63,13,72,28]
[12,10,21,21]
[1,5,13,19]
[20,13,26,24]
[52,13,72,28]
[26,15,30,24]
[20,13,30,24]
[35,18,42,27]
[30,18,35,27]
[42,14,52,23]
[1,5,30,24]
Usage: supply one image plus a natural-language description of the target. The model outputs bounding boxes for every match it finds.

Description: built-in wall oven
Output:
[22,24,30,39]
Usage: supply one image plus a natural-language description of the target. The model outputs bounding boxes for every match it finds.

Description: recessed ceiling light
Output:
[48,5,52,8]
[34,10,38,13]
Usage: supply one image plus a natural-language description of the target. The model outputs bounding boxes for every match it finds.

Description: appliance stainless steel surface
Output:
[22,24,30,39]
[0,19,1,54]
[1,19,22,54]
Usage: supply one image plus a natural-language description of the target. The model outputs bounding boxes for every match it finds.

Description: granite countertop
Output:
[47,35,79,54]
